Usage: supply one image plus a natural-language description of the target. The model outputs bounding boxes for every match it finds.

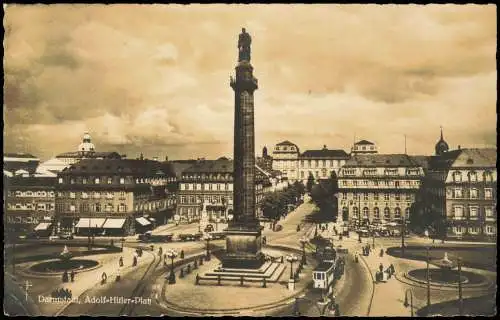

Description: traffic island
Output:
[161,248,314,316]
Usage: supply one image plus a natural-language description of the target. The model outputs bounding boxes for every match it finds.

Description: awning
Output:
[136,217,151,226]
[34,222,52,231]
[102,218,126,229]
[75,218,106,228]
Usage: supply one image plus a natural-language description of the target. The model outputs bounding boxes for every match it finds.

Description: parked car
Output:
[204,224,214,233]
[178,233,203,242]
[58,232,74,240]
[209,232,226,240]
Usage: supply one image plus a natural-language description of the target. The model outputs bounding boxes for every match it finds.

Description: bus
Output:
[313,261,335,292]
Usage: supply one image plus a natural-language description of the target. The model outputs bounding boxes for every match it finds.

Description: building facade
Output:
[425,148,497,240]
[337,154,424,227]
[4,175,57,235]
[55,159,176,236]
[176,158,278,222]
[272,141,350,183]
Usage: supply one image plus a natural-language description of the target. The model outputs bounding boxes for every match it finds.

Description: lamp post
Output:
[203,233,212,261]
[286,254,298,280]
[401,210,406,257]
[120,237,125,252]
[166,249,178,284]
[426,245,431,314]
[299,236,308,266]
[403,289,414,317]
[457,257,463,316]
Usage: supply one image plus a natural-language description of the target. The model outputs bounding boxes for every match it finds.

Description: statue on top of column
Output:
[238,28,252,62]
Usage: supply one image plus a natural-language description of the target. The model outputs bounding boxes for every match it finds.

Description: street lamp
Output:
[299,236,308,266]
[286,254,299,281]
[426,245,431,314]
[203,233,213,261]
[457,257,463,316]
[401,210,406,257]
[166,249,178,284]
[403,289,414,317]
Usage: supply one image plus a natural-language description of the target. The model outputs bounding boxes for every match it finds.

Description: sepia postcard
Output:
[3,3,497,317]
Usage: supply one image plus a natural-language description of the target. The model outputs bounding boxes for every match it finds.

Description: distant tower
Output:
[262,146,268,158]
[435,126,449,156]
[78,132,96,155]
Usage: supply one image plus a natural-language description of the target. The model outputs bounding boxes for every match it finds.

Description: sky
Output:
[3,4,497,161]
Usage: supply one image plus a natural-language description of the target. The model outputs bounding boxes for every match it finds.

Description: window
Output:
[82,178,87,184]
[26,191,33,197]
[374,193,379,201]
[70,178,75,184]
[352,207,359,218]
[322,160,326,167]
[384,193,389,201]
[107,177,112,184]
[454,226,464,234]
[454,206,464,218]
[469,188,478,199]
[454,188,463,198]
[484,188,492,199]
[105,204,113,212]
[120,191,126,199]
[301,171,304,179]
[322,168,327,177]
[58,178,63,184]
[374,207,380,219]
[405,207,410,219]
[485,225,495,234]
[469,207,478,220]
[395,181,400,188]
[483,171,493,182]
[395,193,400,201]
[453,172,462,183]
[469,172,477,182]
[384,207,390,220]
[364,193,369,201]
[70,192,76,199]
[394,208,401,220]
[95,203,101,212]
[180,196,185,204]
[95,178,100,184]
[119,203,126,212]
[362,207,369,219]
[469,227,480,234]
[106,192,113,199]
[70,204,76,212]
[93,192,100,199]
[485,207,494,219]
[406,194,412,201]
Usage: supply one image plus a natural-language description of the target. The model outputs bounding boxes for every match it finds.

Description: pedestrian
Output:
[180,250,185,259]
[379,263,383,273]
[354,252,358,263]
[390,264,395,275]
[380,249,384,257]
[70,270,75,282]
[119,256,124,267]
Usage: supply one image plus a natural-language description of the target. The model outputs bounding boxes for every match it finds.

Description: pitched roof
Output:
[60,159,175,177]
[354,140,374,145]
[56,151,122,159]
[452,148,496,168]
[183,159,233,174]
[276,140,297,146]
[343,154,420,168]
[162,162,193,179]
[410,155,432,170]
[6,175,57,187]
[301,149,350,158]
[4,153,39,159]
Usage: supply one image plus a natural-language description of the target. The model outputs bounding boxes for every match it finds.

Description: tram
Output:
[313,261,335,291]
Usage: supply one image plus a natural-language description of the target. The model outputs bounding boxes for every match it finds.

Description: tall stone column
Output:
[223,28,263,269]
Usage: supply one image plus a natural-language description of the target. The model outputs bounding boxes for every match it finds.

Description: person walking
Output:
[70,270,75,282]
[379,263,383,273]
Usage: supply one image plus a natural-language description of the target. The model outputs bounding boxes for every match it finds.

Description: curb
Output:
[358,254,375,317]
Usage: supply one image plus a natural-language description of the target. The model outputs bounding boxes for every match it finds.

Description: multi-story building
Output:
[298,146,350,183]
[337,154,425,226]
[351,140,378,155]
[4,153,40,176]
[176,158,278,222]
[425,147,497,241]
[272,141,350,183]
[4,175,57,236]
[55,159,176,236]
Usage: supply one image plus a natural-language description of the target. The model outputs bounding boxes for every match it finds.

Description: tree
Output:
[306,172,315,194]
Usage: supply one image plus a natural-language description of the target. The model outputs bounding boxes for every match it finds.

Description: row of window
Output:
[10,190,55,198]
[9,203,55,211]
[180,183,233,191]
[57,203,128,213]
[340,180,420,187]
[450,188,493,199]
[183,173,232,180]
[343,206,410,220]
[339,192,415,201]
[452,206,495,219]
[452,225,496,235]
[58,176,173,185]
[451,171,495,183]
[299,159,345,168]
[179,195,233,204]
[59,191,127,199]
[300,169,335,179]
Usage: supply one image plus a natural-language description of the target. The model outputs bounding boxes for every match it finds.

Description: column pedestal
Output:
[222,224,264,269]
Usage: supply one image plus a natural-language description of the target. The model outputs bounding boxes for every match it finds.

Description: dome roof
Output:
[79,132,95,152]
[435,127,449,156]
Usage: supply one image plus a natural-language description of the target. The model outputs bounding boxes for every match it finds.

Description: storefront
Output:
[75,218,106,236]
[135,217,152,234]
[102,218,127,236]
